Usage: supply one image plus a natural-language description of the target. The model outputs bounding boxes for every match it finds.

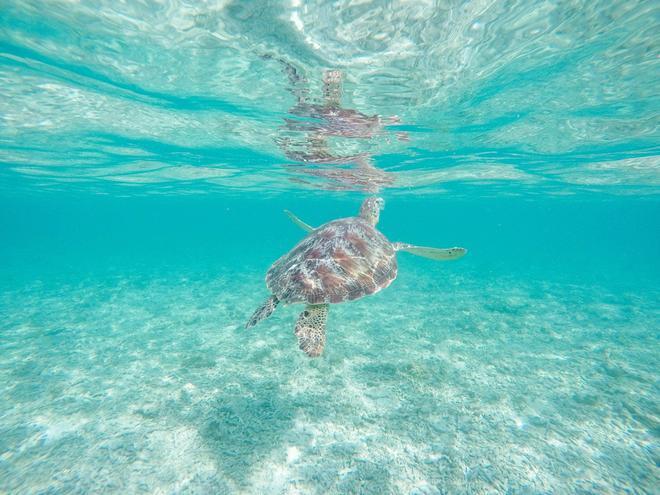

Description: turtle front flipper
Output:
[393,243,467,261]
[294,304,328,357]
[284,210,315,233]
[245,295,279,329]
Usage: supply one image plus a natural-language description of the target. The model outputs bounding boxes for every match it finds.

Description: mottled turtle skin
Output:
[266,213,397,305]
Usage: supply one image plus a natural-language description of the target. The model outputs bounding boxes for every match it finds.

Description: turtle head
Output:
[359,196,385,226]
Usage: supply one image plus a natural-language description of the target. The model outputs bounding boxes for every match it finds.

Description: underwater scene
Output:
[1,1,659,494]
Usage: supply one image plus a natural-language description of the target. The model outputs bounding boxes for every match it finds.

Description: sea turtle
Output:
[245,197,467,357]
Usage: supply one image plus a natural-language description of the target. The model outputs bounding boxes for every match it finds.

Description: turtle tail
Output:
[245,295,279,329]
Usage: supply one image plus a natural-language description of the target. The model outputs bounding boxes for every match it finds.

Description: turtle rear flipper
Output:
[394,243,467,260]
[294,304,328,357]
[245,295,279,329]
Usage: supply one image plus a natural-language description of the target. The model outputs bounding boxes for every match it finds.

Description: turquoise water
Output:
[1,1,659,494]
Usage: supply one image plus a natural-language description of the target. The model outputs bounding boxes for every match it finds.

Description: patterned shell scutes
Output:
[266,217,397,304]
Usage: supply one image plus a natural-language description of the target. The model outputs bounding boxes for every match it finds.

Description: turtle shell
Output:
[266,217,397,304]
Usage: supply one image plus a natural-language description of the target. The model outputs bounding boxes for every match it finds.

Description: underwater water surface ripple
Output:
[0,1,659,494]
[0,0,659,195]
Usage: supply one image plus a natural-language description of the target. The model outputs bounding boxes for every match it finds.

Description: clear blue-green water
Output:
[1,2,659,494]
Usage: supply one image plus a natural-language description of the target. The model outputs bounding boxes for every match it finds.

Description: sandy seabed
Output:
[1,267,657,494]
